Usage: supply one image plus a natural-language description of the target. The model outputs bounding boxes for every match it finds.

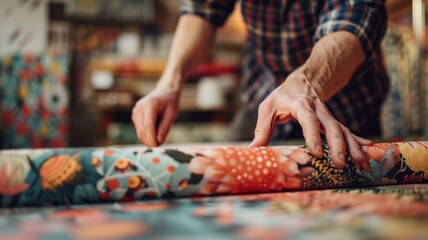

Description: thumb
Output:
[249,107,275,147]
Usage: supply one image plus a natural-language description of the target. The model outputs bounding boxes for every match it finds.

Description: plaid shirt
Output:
[181,0,389,138]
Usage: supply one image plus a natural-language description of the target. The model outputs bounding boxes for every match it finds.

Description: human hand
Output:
[249,70,372,168]
[131,86,180,147]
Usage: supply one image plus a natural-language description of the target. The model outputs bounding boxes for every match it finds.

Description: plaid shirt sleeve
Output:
[313,0,387,67]
[180,0,237,27]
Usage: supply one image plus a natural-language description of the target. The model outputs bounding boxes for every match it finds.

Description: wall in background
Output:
[0,0,48,55]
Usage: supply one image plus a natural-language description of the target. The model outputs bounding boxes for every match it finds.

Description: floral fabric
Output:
[0,141,426,207]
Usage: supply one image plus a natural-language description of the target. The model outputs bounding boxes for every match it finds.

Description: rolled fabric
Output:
[0,142,427,207]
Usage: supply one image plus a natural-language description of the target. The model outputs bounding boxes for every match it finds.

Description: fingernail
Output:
[316,144,322,153]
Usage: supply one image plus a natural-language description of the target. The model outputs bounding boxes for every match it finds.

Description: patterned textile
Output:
[181,0,389,138]
[0,184,427,239]
[0,53,70,148]
[381,26,426,138]
[0,141,426,207]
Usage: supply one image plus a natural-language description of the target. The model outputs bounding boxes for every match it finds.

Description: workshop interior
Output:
[0,1,427,240]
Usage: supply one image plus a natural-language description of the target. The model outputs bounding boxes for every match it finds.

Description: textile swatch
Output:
[0,53,69,148]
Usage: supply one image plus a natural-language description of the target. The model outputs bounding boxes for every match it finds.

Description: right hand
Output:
[131,86,180,147]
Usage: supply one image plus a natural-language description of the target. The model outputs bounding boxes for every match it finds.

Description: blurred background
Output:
[0,0,426,149]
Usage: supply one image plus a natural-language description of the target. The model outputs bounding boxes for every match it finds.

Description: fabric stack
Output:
[381,25,426,139]
[0,52,70,148]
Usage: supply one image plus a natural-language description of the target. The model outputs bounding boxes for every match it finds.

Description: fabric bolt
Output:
[0,53,70,148]
[180,0,389,138]
[381,28,403,138]
[0,141,426,207]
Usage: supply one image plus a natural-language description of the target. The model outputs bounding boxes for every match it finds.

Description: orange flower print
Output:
[274,146,311,189]
[0,164,29,195]
[189,146,310,195]
[276,146,311,176]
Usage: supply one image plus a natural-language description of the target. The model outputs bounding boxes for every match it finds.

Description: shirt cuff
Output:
[313,4,387,70]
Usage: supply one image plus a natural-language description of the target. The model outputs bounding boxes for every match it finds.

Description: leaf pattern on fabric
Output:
[0,164,29,196]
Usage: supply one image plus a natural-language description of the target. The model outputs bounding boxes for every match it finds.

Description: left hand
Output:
[249,69,372,168]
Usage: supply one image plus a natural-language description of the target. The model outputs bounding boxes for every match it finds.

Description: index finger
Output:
[131,107,144,143]
[292,104,323,158]
[141,105,159,147]
[249,101,276,147]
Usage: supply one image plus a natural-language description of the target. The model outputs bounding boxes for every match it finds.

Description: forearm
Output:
[301,31,365,100]
[158,14,217,91]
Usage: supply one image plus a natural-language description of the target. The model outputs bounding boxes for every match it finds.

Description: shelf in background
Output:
[88,56,240,79]
[85,104,238,114]
[67,15,153,27]
[88,57,166,77]
[386,0,412,18]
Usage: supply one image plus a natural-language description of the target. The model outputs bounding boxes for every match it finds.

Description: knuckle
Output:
[291,99,304,110]
[295,96,313,106]
[253,127,265,136]
[291,98,314,113]
[131,111,138,121]
[330,121,342,130]
[326,123,343,140]
[300,115,319,130]
[131,107,138,115]
[302,129,320,143]
[139,97,159,108]
[144,99,157,109]
[342,126,352,135]
[257,101,272,114]
[305,114,319,122]
[305,131,320,139]
[136,98,146,106]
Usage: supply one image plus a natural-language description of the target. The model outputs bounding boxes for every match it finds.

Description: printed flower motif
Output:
[275,146,312,189]
[0,164,29,195]
[42,83,68,114]
[358,144,400,183]
[39,154,83,190]
[399,142,428,175]
[189,146,311,195]
[276,146,311,176]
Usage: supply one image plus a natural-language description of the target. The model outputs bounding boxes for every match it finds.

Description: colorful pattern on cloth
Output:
[0,184,427,239]
[0,141,427,207]
[381,26,426,138]
[0,53,70,148]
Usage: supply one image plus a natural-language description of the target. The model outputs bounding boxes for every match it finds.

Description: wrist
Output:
[299,31,365,100]
[156,70,185,92]
[294,66,327,100]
